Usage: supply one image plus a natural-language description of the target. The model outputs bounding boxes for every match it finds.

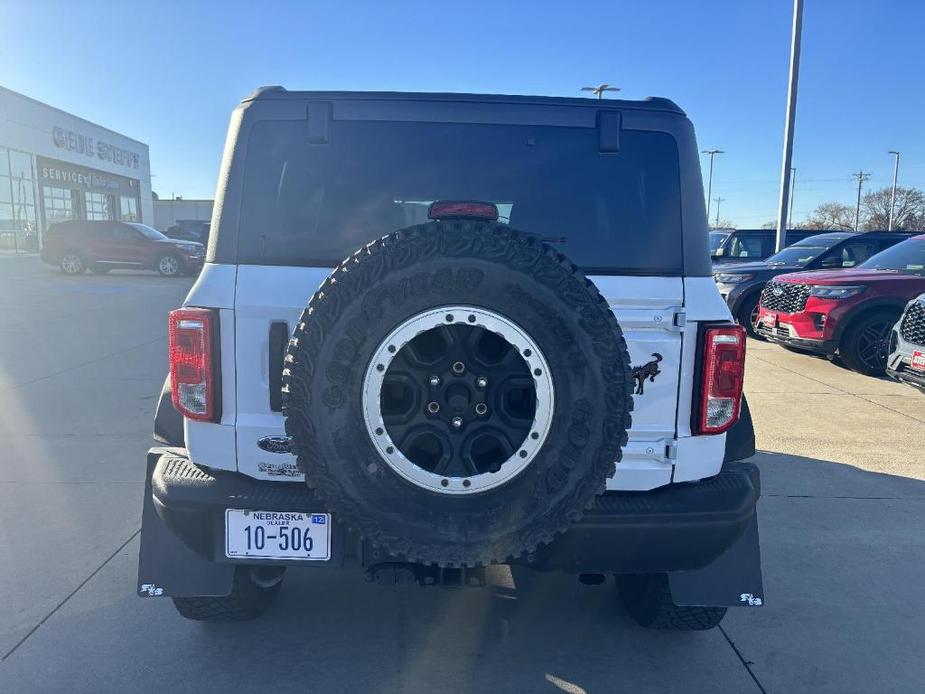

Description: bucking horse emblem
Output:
[631,353,663,395]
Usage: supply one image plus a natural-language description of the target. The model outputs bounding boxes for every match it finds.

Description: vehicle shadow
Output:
[172,452,925,694]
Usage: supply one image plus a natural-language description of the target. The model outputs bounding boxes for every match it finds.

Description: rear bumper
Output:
[140,448,761,577]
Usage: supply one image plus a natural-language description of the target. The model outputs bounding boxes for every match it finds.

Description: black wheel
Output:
[172,566,284,622]
[282,221,633,567]
[89,264,111,275]
[839,311,899,376]
[156,253,183,277]
[60,252,86,275]
[736,294,763,340]
[616,573,727,631]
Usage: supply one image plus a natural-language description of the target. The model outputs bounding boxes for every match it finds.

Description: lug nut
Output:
[475,403,488,416]
[476,376,488,388]
[429,375,441,387]
[452,361,466,375]
[451,416,464,428]
[427,402,440,414]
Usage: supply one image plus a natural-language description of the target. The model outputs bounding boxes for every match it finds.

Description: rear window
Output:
[236,119,683,274]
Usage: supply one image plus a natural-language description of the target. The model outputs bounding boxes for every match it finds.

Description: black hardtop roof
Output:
[241,85,685,115]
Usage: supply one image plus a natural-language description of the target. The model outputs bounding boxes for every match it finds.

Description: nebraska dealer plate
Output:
[225,509,331,561]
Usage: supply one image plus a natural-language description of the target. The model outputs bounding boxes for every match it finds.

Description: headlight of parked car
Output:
[810,285,865,299]
[713,273,752,284]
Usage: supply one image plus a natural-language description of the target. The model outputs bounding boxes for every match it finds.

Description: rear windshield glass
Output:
[860,238,925,275]
[236,120,683,274]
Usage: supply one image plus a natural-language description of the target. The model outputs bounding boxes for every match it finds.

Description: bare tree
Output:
[710,218,735,230]
[861,186,925,231]
[801,202,856,231]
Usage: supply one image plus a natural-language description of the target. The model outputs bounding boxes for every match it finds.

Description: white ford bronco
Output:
[138,87,763,630]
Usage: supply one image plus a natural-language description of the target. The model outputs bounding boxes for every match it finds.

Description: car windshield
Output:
[766,244,831,267]
[709,231,731,252]
[128,223,168,240]
[860,238,925,275]
[237,119,684,274]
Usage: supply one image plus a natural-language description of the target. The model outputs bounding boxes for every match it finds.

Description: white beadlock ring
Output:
[362,306,554,496]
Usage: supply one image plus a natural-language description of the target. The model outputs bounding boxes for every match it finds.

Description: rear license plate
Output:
[761,313,777,328]
[912,350,925,372]
[225,509,331,561]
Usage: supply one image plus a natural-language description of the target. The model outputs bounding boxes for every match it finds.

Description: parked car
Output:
[888,292,925,392]
[164,219,211,244]
[714,231,914,337]
[756,234,925,375]
[138,87,763,631]
[711,228,818,265]
[41,220,205,276]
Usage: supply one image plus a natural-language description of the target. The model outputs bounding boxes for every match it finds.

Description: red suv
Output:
[41,221,205,277]
[756,234,925,375]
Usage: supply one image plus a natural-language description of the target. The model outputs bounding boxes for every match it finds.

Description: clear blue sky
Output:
[2,0,924,227]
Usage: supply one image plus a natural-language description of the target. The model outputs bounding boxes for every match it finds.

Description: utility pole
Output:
[714,196,725,228]
[787,167,796,230]
[580,84,620,100]
[887,151,901,230]
[852,170,871,231]
[775,0,804,252]
[702,149,723,220]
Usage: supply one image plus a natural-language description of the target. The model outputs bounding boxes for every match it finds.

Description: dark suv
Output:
[41,220,204,276]
[714,231,914,337]
[757,234,925,375]
[711,228,817,265]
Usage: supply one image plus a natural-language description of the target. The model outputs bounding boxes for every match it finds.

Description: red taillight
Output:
[169,308,218,422]
[695,324,746,435]
[428,200,499,221]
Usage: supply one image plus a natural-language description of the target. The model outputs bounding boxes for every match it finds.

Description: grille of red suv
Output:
[900,300,925,346]
[760,280,812,314]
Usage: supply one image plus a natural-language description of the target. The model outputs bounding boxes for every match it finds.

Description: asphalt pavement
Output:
[0,256,923,693]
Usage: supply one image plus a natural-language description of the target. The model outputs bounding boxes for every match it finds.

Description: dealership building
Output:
[0,85,153,252]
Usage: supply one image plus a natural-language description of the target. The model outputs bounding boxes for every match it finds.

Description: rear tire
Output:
[616,573,727,631]
[172,566,284,622]
[838,311,899,376]
[60,253,85,275]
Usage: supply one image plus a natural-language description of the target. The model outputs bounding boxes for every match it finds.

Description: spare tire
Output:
[282,221,632,566]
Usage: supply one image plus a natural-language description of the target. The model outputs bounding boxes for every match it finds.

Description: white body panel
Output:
[181,264,734,490]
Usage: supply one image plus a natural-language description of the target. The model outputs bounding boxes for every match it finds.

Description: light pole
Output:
[775,0,804,252]
[888,150,901,230]
[580,84,620,100]
[788,167,796,230]
[852,170,871,232]
[702,149,723,220]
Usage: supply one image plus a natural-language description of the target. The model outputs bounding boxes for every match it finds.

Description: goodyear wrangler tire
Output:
[282,221,633,566]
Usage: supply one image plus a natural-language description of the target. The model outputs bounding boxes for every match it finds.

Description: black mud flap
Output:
[136,452,234,599]
[667,514,764,608]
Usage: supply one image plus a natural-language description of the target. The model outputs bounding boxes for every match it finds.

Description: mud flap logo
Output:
[739,592,763,606]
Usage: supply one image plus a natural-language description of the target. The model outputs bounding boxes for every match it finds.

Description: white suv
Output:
[138,87,763,630]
